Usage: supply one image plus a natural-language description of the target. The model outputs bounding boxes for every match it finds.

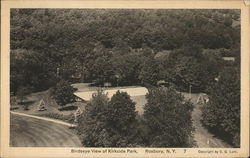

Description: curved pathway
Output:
[10,113,81,147]
[10,111,76,127]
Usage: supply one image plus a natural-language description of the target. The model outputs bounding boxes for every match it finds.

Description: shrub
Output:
[37,112,75,123]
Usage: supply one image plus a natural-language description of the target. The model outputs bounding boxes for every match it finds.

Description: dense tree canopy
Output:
[11,9,240,51]
[10,9,240,93]
[111,54,144,86]
[10,49,57,93]
[201,67,240,147]
[139,58,160,87]
[159,45,224,92]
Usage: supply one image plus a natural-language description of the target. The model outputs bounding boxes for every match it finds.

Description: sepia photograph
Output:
[8,8,241,148]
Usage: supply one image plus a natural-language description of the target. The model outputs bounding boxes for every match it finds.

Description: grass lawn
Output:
[10,89,86,123]
[10,114,81,147]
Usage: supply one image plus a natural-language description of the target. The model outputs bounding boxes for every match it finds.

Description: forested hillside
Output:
[10,9,240,93]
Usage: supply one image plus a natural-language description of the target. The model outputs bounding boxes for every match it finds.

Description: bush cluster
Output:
[37,112,75,123]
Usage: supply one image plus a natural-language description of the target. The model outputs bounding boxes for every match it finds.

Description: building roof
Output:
[154,50,171,59]
[222,57,235,61]
[74,87,148,101]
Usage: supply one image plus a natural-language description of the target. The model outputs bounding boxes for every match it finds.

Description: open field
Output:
[10,114,81,147]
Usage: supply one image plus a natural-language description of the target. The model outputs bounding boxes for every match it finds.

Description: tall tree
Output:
[91,56,115,86]
[112,54,143,86]
[77,90,110,147]
[143,87,195,147]
[104,91,140,147]
[10,49,56,93]
[54,80,75,106]
[139,58,160,87]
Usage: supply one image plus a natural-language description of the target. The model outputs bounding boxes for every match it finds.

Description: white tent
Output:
[73,107,83,123]
[38,99,47,111]
[196,93,209,104]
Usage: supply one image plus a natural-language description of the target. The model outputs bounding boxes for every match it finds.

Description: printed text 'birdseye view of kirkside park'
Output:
[10,9,240,148]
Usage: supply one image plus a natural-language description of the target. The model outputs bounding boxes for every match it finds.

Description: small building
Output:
[157,80,169,87]
[196,93,209,104]
[154,50,171,60]
[104,82,112,87]
[222,57,235,62]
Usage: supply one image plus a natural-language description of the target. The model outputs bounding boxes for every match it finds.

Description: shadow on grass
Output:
[18,100,36,105]
[58,105,78,111]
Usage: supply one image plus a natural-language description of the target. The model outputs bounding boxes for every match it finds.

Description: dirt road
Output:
[10,114,81,147]
[182,92,231,148]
